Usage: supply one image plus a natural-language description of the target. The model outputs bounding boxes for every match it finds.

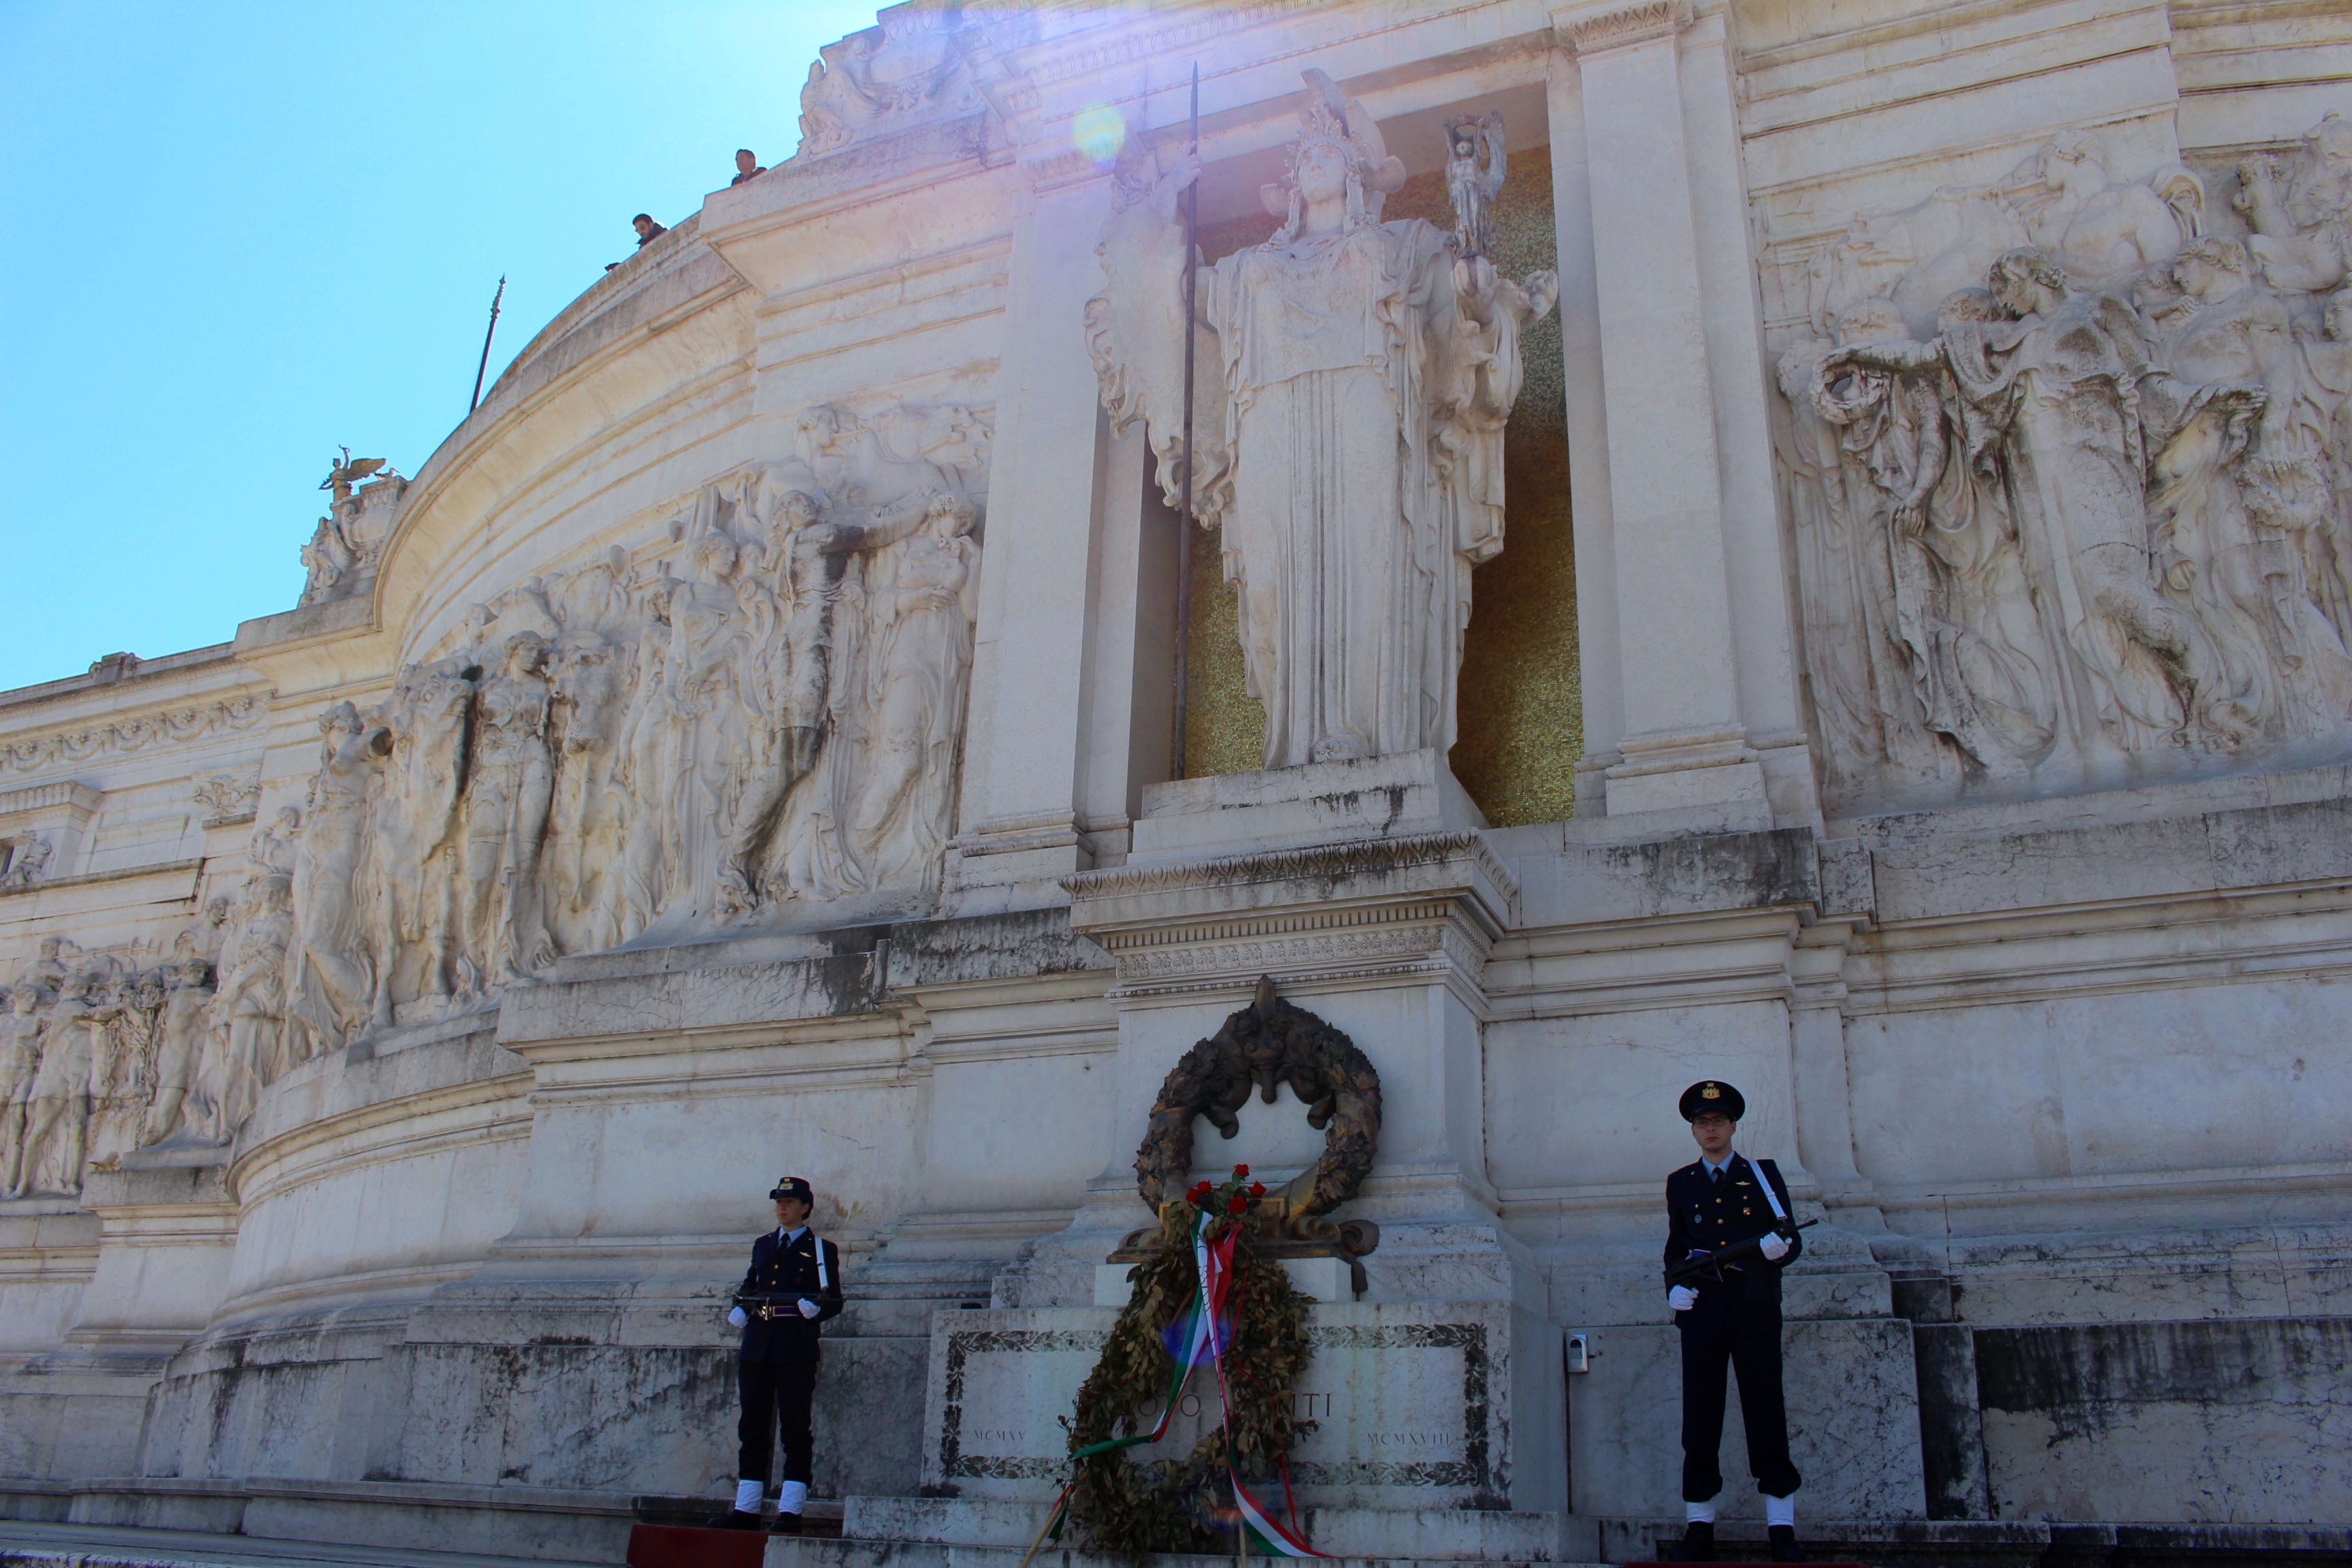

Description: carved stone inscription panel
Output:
[921,1303,1510,1510]
[1778,117,2352,809]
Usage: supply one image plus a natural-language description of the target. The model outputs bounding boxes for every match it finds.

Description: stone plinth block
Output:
[1567,1318,1927,1521]
[919,1301,1564,1512]
[1065,830,1516,996]
[1131,751,1486,862]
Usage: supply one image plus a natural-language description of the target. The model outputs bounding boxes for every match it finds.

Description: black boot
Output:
[770,1511,804,1536]
[1665,1520,1716,1563]
[705,1508,764,1531]
[1768,1522,1805,1563]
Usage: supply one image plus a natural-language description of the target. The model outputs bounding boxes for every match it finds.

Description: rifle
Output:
[1664,1220,1816,1290]
[730,1290,821,1322]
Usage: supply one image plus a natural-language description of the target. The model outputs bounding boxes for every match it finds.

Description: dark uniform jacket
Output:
[1664,1154,1801,1306]
[737,1227,845,1362]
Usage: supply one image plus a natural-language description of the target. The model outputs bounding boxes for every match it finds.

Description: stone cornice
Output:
[1064,830,1510,903]
[1553,0,1692,54]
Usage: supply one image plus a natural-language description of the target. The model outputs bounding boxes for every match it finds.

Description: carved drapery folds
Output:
[1,905,228,1196]
[1779,118,2352,808]
[1087,71,1558,770]
[282,402,986,1051]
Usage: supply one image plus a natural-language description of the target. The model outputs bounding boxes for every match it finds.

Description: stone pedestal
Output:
[919,1302,1563,1514]
[1047,756,1535,1312]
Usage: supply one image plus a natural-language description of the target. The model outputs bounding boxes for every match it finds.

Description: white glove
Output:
[1667,1285,1699,1313]
[1760,1232,1791,1262]
[798,1297,821,1319]
[727,1306,748,1328]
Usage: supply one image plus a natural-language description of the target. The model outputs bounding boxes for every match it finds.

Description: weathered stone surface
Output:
[0,2,2347,1559]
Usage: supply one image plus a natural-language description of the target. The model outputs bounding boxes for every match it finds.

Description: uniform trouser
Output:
[1676,1287,1801,1500]
[738,1353,819,1486]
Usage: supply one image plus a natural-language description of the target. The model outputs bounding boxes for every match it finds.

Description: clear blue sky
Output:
[0,0,884,692]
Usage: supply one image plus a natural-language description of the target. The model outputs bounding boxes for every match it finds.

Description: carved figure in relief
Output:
[2235,114,2352,296]
[1443,112,1506,261]
[289,703,387,1058]
[0,981,48,1192]
[142,957,214,1146]
[12,972,97,1196]
[1,835,53,889]
[368,663,472,1025]
[2002,131,2204,282]
[546,634,630,953]
[208,875,293,1137]
[84,972,159,1169]
[1812,293,2058,784]
[840,493,979,890]
[1088,71,1556,769]
[1832,248,2266,759]
[461,633,559,985]
[2150,241,2352,738]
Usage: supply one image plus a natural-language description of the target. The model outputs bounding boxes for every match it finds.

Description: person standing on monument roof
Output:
[633,213,667,247]
[713,1175,844,1535]
[731,148,766,186]
[1663,1080,1806,1563]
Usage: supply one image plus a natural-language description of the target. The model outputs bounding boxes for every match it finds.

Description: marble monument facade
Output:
[1,2,2347,1563]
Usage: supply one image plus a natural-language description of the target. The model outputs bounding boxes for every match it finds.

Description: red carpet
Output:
[626,1521,772,1568]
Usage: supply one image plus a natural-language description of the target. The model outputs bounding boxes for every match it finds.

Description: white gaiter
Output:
[734,1478,764,1513]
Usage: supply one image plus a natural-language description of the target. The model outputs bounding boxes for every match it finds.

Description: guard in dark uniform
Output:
[715,1176,844,1533]
[1665,1081,1803,1563]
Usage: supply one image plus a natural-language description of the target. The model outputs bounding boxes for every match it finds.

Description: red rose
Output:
[1232,1164,1250,1179]
[1249,1182,1267,1198]
[1228,1194,1248,1215]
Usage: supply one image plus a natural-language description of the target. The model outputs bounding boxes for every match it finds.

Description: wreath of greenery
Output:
[1063,980,1383,1560]
[1064,1190,1313,1559]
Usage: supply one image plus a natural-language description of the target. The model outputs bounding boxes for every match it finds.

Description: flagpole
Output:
[1172,62,1200,779]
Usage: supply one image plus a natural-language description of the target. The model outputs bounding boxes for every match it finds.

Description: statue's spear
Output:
[1172,63,1200,779]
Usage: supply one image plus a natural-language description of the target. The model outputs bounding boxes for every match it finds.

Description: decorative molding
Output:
[193,768,261,829]
[0,693,268,777]
[0,781,101,824]
[1555,0,1693,54]
[1065,830,1508,903]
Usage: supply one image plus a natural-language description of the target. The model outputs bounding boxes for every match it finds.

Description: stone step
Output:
[774,1544,1609,1568]
[0,1516,605,1568]
[842,1496,1594,1562]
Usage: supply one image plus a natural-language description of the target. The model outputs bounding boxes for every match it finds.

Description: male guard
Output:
[717,1175,843,1533]
[1665,1081,1803,1563]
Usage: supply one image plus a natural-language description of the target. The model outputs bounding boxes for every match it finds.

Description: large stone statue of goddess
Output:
[1089,71,1557,768]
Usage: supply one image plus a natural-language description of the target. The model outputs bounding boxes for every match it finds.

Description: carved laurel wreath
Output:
[1134,977,1382,1249]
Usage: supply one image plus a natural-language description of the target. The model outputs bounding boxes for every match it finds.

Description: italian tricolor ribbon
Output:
[1049,1205,1328,1559]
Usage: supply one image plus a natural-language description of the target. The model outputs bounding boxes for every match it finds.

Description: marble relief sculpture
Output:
[1088,71,1557,770]
[0,402,988,1189]
[299,452,406,607]
[1779,118,2352,808]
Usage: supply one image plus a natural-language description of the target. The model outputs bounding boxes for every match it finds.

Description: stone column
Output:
[1552,1,1815,826]
[949,173,1119,891]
